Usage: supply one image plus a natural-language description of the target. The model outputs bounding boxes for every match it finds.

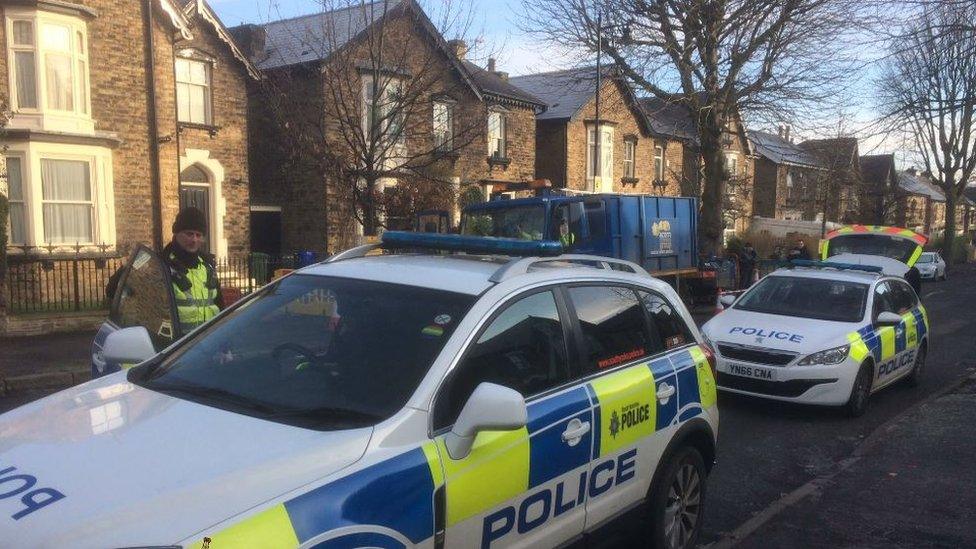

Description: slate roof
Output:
[249,1,391,70]
[898,171,946,201]
[638,97,699,143]
[798,137,860,170]
[508,66,611,121]
[860,154,895,184]
[748,130,824,168]
[460,60,545,108]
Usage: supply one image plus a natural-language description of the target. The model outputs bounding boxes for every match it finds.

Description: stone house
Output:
[797,137,861,223]
[509,67,687,197]
[1,0,258,259]
[235,0,544,255]
[892,170,945,235]
[635,94,754,235]
[748,128,827,222]
[859,154,899,225]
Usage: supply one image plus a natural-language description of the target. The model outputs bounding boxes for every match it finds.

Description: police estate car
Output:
[0,232,718,549]
[702,261,928,416]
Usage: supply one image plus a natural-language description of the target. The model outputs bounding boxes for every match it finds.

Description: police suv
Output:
[702,261,929,416]
[0,232,718,549]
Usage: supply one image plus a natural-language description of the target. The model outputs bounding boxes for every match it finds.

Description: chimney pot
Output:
[447,39,467,60]
[487,57,496,73]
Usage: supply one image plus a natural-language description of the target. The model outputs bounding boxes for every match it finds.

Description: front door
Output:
[433,290,589,548]
[179,184,211,253]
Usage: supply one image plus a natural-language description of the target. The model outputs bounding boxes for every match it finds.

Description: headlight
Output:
[797,344,850,366]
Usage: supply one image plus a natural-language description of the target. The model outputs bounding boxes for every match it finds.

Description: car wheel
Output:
[646,446,706,549]
[941,269,948,281]
[845,363,873,417]
[905,346,926,387]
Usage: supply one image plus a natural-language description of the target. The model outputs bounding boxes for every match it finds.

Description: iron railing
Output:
[3,249,301,315]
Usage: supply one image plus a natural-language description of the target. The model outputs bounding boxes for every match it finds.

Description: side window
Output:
[111,247,177,350]
[889,281,917,313]
[552,202,584,246]
[433,291,570,430]
[568,285,656,374]
[638,291,694,350]
[872,282,896,318]
[584,200,606,239]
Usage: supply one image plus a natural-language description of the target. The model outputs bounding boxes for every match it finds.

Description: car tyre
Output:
[941,270,948,282]
[646,446,707,549]
[845,363,873,417]
[905,345,926,387]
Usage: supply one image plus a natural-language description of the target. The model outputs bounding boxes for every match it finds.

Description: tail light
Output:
[701,343,717,379]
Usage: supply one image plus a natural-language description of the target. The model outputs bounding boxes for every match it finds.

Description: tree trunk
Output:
[697,113,726,256]
[943,188,956,268]
[362,177,379,237]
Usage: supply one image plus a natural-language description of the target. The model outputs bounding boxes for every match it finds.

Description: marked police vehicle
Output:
[702,260,929,416]
[0,232,718,549]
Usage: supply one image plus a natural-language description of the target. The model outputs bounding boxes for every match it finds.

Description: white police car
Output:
[0,233,718,549]
[702,261,929,416]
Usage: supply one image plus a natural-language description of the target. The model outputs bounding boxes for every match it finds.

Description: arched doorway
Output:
[179,163,212,253]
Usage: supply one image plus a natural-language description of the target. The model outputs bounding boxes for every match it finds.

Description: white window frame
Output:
[5,155,28,246]
[586,125,614,191]
[3,142,115,252]
[176,56,213,125]
[5,9,92,129]
[433,100,454,151]
[725,153,739,176]
[488,111,507,159]
[39,156,95,245]
[654,144,665,181]
[361,74,406,161]
[623,138,636,179]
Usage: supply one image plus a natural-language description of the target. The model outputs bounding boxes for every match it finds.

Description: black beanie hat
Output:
[173,207,207,234]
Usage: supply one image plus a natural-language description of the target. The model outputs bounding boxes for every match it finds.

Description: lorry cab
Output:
[460,193,699,277]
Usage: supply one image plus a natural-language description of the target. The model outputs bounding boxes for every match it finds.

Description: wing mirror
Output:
[444,383,527,460]
[875,311,903,327]
[719,294,737,308]
[103,326,156,365]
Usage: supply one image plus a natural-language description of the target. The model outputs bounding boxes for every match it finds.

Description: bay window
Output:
[41,158,93,244]
[176,57,213,125]
[6,157,27,245]
[6,12,90,117]
[586,126,613,191]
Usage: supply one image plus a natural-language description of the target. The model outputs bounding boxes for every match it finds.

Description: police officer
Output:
[165,207,223,334]
[559,218,575,249]
[788,239,811,261]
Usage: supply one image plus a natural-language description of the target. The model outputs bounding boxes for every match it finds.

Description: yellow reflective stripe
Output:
[819,239,829,260]
[907,246,923,267]
[919,304,929,330]
[690,346,717,409]
[589,364,656,457]
[879,327,896,360]
[188,503,299,549]
[437,428,529,526]
[847,333,870,363]
[422,440,444,488]
[903,312,918,348]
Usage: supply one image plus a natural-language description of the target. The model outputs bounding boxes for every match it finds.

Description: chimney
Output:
[447,39,467,60]
[778,125,785,139]
[230,24,266,59]
[496,71,509,81]
[487,57,496,73]
[784,125,791,143]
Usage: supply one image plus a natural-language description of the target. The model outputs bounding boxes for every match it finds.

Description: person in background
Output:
[788,239,812,261]
[740,242,758,288]
[559,218,576,249]
[164,207,224,334]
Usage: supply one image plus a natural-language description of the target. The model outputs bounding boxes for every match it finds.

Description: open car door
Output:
[91,245,180,378]
[821,225,928,267]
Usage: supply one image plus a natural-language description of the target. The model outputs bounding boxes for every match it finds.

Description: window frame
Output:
[432,100,454,151]
[5,11,91,117]
[487,110,507,159]
[429,285,580,434]
[175,56,214,126]
[622,138,637,180]
[654,143,665,182]
[5,155,28,245]
[586,125,614,189]
[38,155,95,245]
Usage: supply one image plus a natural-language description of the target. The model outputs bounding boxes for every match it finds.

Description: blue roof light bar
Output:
[790,259,884,273]
[381,231,564,257]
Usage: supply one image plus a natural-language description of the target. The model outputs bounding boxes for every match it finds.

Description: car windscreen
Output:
[461,205,546,240]
[916,253,935,264]
[827,234,917,263]
[134,275,475,430]
[734,276,869,322]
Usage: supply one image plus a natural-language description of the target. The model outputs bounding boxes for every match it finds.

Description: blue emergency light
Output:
[381,231,564,257]
[790,259,884,273]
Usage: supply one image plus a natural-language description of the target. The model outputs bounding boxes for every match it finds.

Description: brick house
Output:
[235,0,544,255]
[892,170,945,235]
[749,128,827,222]
[1,0,257,259]
[638,94,754,235]
[509,67,687,197]
[797,137,861,223]
[859,153,899,225]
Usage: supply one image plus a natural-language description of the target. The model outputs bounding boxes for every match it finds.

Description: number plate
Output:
[726,362,776,381]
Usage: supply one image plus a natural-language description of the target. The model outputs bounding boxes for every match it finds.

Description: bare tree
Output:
[877,2,976,263]
[255,0,489,245]
[520,0,868,254]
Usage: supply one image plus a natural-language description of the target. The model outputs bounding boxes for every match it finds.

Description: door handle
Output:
[657,382,676,402]
[561,420,591,444]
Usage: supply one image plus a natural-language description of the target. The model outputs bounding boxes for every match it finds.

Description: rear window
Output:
[827,234,917,264]
[734,276,869,322]
[136,275,475,430]
[461,205,545,240]
[916,253,935,264]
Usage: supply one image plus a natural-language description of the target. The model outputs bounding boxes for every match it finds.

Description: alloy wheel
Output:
[663,463,702,549]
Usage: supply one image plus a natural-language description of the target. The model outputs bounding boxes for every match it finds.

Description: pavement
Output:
[0,330,94,396]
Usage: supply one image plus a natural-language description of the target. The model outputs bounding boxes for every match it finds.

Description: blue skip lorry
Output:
[427,191,706,295]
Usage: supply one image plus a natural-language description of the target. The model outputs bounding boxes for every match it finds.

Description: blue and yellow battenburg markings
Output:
[846,306,928,365]
[190,346,718,548]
